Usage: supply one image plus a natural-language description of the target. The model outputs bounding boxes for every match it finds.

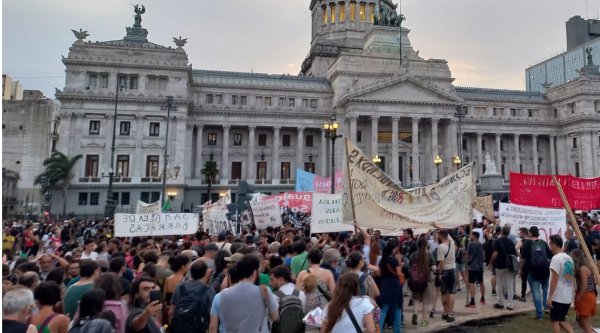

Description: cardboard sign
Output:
[311,193,352,233]
[250,200,283,229]
[114,213,199,237]
[135,200,161,214]
[499,202,566,243]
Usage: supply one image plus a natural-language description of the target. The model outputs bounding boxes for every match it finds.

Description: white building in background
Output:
[49,2,599,217]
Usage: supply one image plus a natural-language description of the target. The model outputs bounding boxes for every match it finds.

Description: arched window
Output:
[322,6,328,24]
[330,3,336,23]
[349,1,356,21]
[339,3,346,22]
[359,3,366,21]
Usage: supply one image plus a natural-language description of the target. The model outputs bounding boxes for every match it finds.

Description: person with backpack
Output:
[346,251,380,299]
[488,225,517,311]
[520,226,552,320]
[169,260,215,333]
[321,273,376,333]
[269,265,306,333]
[408,237,436,327]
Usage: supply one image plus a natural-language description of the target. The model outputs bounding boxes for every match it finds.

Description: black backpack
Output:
[271,289,305,333]
[530,240,550,279]
[169,283,210,333]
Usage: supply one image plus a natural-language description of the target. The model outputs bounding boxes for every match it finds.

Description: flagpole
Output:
[344,138,358,224]
[553,176,600,283]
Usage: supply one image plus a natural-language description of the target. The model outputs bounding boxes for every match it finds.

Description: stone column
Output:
[549,135,556,175]
[431,117,439,166]
[272,126,280,183]
[477,132,483,177]
[411,117,421,185]
[591,132,599,176]
[296,127,304,178]
[247,126,255,182]
[495,133,502,176]
[581,130,594,177]
[557,134,568,174]
[532,135,539,174]
[391,116,400,182]
[349,115,357,143]
[221,125,230,183]
[443,119,453,176]
[370,115,379,159]
[321,129,327,176]
[513,133,520,173]
[195,125,204,179]
[449,119,458,172]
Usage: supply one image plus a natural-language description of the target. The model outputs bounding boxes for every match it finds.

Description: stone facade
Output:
[50,2,600,217]
[2,96,58,216]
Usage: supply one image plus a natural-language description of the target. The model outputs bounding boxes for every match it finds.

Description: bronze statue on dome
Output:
[133,4,145,27]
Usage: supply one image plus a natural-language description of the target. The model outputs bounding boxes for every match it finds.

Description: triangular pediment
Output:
[340,75,463,106]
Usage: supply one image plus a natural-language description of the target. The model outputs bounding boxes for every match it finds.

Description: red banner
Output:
[261,192,313,214]
[510,172,600,210]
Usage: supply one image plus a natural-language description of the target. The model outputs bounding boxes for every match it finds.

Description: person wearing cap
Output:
[520,226,553,320]
[220,253,244,291]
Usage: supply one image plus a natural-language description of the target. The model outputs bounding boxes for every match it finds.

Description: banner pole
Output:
[553,176,600,283]
[344,138,358,228]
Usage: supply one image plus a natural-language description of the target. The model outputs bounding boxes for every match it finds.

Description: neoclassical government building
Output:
[53,1,600,215]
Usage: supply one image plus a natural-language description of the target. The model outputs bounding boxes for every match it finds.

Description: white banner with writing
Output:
[135,200,162,214]
[343,139,476,235]
[311,193,352,233]
[114,213,199,237]
[250,199,283,229]
[499,202,566,242]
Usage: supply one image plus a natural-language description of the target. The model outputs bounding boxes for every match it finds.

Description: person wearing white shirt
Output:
[547,234,576,333]
[321,273,376,333]
[80,238,99,261]
[269,265,306,309]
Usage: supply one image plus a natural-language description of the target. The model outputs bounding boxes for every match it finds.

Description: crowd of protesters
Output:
[2,211,599,333]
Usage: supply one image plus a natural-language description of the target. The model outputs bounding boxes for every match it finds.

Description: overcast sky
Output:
[3,0,598,98]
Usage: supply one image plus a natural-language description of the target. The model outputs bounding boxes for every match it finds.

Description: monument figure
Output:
[133,4,145,27]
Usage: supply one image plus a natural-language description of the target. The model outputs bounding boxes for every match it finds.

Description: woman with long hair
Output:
[408,237,436,327]
[163,254,190,305]
[69,288,115,333]
[94,273,127,333]
[377,238,403,333]
[321,273,375,333]
[571,249,598,333]
[210,249,231,293]
[346,251,380,299]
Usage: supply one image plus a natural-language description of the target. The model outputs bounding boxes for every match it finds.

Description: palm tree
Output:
[34,151,83,217]
[201,160,219,203]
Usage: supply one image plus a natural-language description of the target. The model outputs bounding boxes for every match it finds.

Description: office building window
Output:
[87,73,109,89]
[500,139,504,151]
[121,192,130,205]
[78,193,88,206]
[357,130,362,142]
[119,121,130,136]
[149,122,160,136]
[233,133,242,146]
[282,134,291,147]
[573,137,578,148]
[118,74,138,90]
[528,109,533,118]
[359,3,366,21]
[553,108,558,118]
[482,139,486,151]
[240,96,247,105]
[258,134,267,146]
[302,98,309,108]
[146,155,159,177]
[309,99,318,108]
[281,162,291,179]
[462,138,468,150]
[575,162,580,177]
[231,162,242,180]
[206,94,214,104]
[369,3,375,23]
[257,162,267,179]
[89,121,100,135]
[90,192,99,206]
[330,3,335,23]
[595,100,600,113]
[305,135,314,147]
[85,155,99,177]
[116,155,129,177]
[305,162,315,173]
[256,96,263,106]
[339,3,346,21]
[264,96,272,106]
[568,102,576,114]
[349,1,356,21]
[208,133,217,146]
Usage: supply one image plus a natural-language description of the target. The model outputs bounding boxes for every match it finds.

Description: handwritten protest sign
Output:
[250,199,282,229]
[114,213,198,237]
[342,139,475,235]
[311,193,352,233]
[499,202,566,243]
[135,200,161,214]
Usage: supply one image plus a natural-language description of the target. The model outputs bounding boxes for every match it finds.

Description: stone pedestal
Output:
[479,173,504,194]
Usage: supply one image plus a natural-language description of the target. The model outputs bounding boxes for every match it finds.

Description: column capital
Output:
[371,115,380,121]
[248,125,256,130]
[476,132,483,138]
[223,124,230,130]
[412,117,420,124]
[430,117,440,124]
[346,114,359,120]
[392,115,401,121]
[514,133,520,138]
[297,126,305,132]
[532,134,538,138]
[273,126,281,132]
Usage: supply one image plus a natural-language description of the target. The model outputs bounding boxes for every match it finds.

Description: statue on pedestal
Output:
[484,153,498,174]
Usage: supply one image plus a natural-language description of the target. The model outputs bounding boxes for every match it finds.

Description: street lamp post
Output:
[104,78,124,218]
[323,115,342,194]
[454,106,467,165]
[434,154,442,182]
[453,155,462,170]
[372,154,382,168]
[161,96,175,209]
